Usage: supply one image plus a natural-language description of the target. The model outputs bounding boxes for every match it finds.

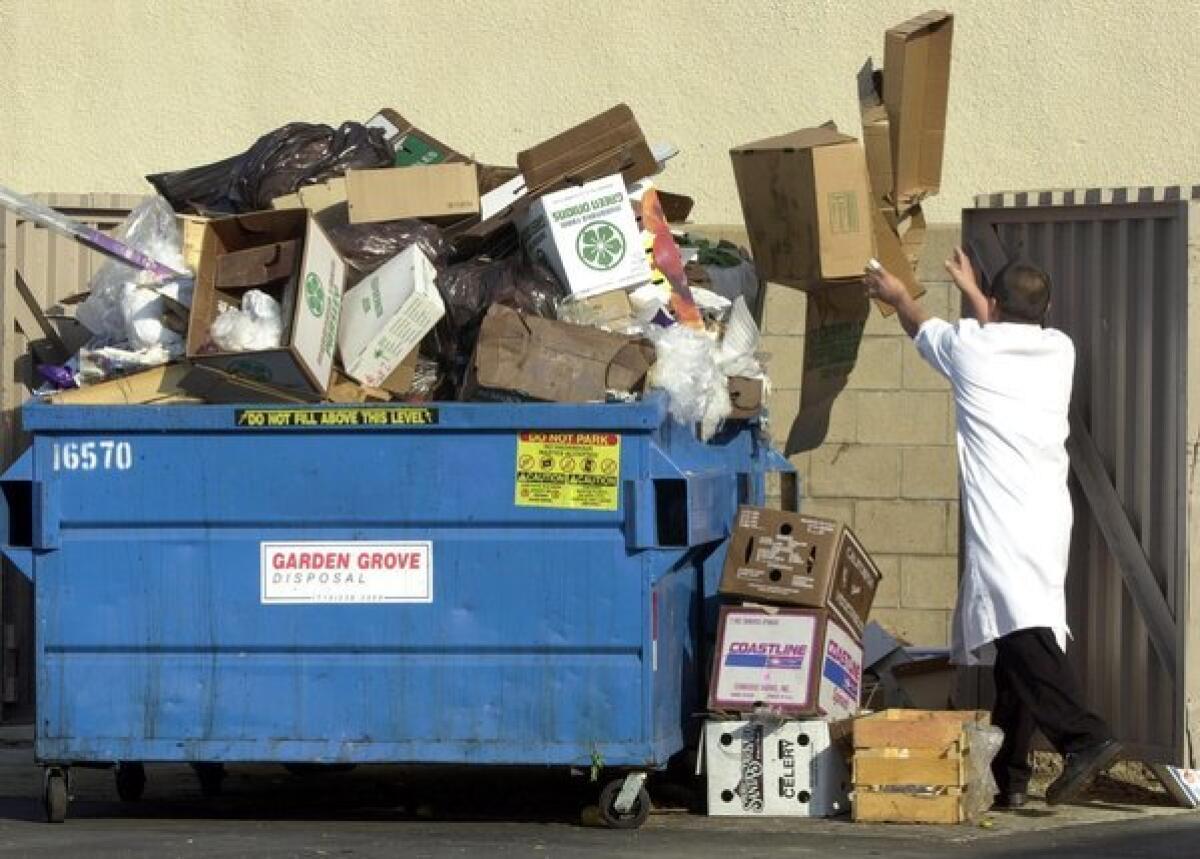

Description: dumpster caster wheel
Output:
[115,762,146,801]
[598,774,651,830]
[43,768,68,823]
[192,763,226,798]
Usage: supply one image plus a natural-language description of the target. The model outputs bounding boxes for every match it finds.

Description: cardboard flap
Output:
[732,125,854,155]
[474,304,652,402]
[214,240,300,290]
[178,364,318,404]
[367,108,468,166]
[518,103,657,191]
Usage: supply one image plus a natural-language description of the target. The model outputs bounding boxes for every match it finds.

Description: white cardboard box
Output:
[703,719,851,817]
[515,174,651,298]
[337,245,444,389]
[708,606,863,721]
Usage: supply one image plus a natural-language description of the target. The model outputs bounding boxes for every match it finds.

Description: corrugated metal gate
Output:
[0,193,142,720]
[963,186,1200,766]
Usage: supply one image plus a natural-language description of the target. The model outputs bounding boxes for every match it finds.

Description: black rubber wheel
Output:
[192,763,226,798]
[115,762,146,802]
[598,778,651,830]
[43,771,68,823]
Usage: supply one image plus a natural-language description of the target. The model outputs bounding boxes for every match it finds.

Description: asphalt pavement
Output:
[0,744,1193,858]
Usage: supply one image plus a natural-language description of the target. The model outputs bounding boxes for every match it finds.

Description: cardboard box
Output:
[720,507,882,638]
[731,126,875,291]
[558,289,637,333]
[186,210,345,397]
[515,174,652,298]
[48,364,199,405]
[727,376,764,420]
[327,367,401,404]
[337,245,444,390]
[346,165,480,224]
[517,103,657,192]
[884,10,954,206]
[177,364,319,405]
[470,304,654,403]
[365,109,467,167]
[177,215,209,274]
[272,178,349,232]
[708,606,862,720]
[703,720,850,817]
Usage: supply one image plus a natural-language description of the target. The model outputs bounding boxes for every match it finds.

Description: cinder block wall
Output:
[763,224,962,646]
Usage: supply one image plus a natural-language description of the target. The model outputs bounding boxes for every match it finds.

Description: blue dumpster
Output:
[1,393,789,824]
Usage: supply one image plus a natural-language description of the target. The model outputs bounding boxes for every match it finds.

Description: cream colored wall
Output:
[2,0,1198,221]
[3,0,1197,647]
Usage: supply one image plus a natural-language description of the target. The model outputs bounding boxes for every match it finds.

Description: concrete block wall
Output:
[763,224,962,646]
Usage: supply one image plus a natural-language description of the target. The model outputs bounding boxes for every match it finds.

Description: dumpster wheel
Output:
[115,762,146,801]
[42,768,68,823]
[598,774,651,829]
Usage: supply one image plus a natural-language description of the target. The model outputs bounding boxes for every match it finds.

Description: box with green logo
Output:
[186,209,346,396]
[514,174,651,298]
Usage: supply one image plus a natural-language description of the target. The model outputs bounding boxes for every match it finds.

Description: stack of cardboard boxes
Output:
[702,506,883,818]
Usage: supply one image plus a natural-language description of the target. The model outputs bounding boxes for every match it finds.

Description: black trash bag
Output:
[147,122,392,214]
[327,220,450,277]
[431,254,568,387]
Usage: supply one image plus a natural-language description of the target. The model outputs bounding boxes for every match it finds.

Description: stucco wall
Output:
[3,0,1195,646]
[2,0,1197,225]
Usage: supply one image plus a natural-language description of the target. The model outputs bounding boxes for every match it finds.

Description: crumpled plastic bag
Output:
[963,723,1005,822]
[147,122,392,214]
[647,325,732,441]
[717,296,764,379]
[209,290,284,352]
[75,196,193,362]
[328,220,449,278]
[432,255,567,385]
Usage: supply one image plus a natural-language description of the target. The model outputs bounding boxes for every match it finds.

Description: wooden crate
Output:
[851,709,989,824]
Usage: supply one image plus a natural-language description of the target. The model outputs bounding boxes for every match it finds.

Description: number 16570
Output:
[52,441,133,472]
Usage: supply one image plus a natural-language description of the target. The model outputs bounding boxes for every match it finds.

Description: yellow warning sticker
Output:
[515,432,621,511]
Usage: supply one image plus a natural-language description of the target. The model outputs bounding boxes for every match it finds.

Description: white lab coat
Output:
[915,318,1075,665]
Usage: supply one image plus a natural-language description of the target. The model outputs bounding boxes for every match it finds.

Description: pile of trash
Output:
[3,104,766,440]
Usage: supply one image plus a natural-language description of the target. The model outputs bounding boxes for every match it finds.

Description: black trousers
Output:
[990,627,1113,794]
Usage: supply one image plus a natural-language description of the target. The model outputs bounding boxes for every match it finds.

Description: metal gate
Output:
[963,186,1200,766]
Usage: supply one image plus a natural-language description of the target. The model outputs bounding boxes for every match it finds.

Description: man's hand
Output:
[945,247,990,322]
[865,263,929,339]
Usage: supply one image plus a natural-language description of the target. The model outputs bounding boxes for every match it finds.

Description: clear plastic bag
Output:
[209,290,284,352]
[647,324,732,441]
[963,723,1004,821]
[75,196,193,363]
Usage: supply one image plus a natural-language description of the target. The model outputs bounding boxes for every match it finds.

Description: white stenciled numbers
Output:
[52,441,134,472]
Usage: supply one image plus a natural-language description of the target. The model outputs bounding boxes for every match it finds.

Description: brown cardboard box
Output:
[517,103,657,192]
[49,364,199,405]
[186,209,346,397]
[177,364,319,405]
[727,376,764,419]
[271,178,350,232]
[884,10,954,207]
[730,126,875,291]
[720,506,882,638]
[470,304,654,403]
[366,109,467,167]
[346,165,480,224]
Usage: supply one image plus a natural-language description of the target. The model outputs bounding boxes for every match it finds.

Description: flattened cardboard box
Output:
[518,103,657,192]
[884,10,954,206]
[471,304,654,403]
[365,109,467,167]
[708,606,862,721]
[185,209,345,396]
[731,126,875,291]
[346,165,480,224]
[720,507,882,638]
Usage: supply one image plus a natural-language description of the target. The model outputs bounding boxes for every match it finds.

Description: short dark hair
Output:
[989,261,1051,323]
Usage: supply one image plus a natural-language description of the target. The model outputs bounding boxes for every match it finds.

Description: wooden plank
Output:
[855,720,963,750]
[1067,410,1178,676]
[853,749,964,787]
[853,792,963,824]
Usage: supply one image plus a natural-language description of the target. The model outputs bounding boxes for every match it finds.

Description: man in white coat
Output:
[865,251,1121,809]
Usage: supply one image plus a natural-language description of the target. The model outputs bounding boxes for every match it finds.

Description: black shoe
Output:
[1045,740,1123,806]
[993,791,1027,810]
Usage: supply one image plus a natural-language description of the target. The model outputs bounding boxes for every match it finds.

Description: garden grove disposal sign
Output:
[261,541,432,604]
